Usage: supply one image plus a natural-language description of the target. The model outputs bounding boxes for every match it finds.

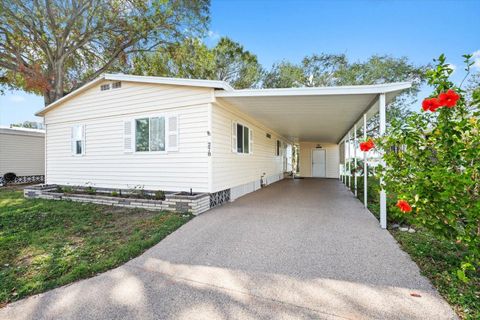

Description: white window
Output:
[232,122,252,154]
[135,117,165,152]
[123,115,178,153]
[112,81,121,89]
[100,84,110,91]
[71,124,85,156]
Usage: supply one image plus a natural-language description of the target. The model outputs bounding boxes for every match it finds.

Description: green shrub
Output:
[154,190,165,200]
[378,54,480,281]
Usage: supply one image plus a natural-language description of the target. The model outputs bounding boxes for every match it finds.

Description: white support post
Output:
[379,93,387,229]
[347,131,351,190]
[363,114,368,208]
[354,124,357,197]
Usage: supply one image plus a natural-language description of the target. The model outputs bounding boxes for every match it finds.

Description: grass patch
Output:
[0,188,192,306]
[393,230,479,320]
[342,175,479,319]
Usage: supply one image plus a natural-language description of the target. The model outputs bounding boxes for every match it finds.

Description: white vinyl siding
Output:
[0,130,45,176]
[211,102,289,193]
[298,142,339,178]
[44,81,211,192]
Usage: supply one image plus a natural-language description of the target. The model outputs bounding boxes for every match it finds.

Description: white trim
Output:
[207,103,213,192]
[233,121,252,155]
[354,124,357,197]
[215,82,412,98]
[363,114,368,208]
[104,74,233,91]
[132,115,167,154]
[379,93,387,229]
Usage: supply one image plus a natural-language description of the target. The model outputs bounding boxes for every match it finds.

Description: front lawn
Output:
[0,187,191,306]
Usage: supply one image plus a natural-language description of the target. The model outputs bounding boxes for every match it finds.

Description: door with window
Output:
[312,149,326,177]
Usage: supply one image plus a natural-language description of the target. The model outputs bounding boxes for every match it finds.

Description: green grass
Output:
[0,188,192,306]
[341,175,479,319]
[393,230,479,320]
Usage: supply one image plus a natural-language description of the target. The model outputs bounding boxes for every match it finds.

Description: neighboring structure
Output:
[0,127,45,185]
[34,74,410,211]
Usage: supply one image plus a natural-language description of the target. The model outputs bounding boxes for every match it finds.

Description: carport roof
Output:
[215,82,412,143]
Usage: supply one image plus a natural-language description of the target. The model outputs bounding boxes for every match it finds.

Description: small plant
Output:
[85,186,96,195]
[61,186,73,193]
[130,185,147,198]
[111,191,119,197]
[154,190,165,200]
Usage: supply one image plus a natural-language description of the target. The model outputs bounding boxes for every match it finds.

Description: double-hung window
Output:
[232,122,252,154]
[71,124,85,156]
[135,117,165,152]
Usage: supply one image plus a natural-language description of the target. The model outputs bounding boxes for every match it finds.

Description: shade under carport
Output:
[215,82,411,143]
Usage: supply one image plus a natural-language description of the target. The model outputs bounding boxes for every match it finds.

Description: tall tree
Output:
[132,36,263,89]
[0,0,210,105]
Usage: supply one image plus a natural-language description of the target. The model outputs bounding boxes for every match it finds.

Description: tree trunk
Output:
[43,63,65,106]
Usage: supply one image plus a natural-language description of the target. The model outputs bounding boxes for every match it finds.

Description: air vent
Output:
[100,84,110,91]
[266,133,272,139]
[112,81,121,89]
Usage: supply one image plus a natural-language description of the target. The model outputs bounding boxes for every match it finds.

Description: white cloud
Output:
[472,50,480,69]
[9,95,26,103]
[447,63,457,74]
[207,30,220,40]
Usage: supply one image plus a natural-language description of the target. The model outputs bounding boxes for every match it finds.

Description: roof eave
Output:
[215,82,412,98]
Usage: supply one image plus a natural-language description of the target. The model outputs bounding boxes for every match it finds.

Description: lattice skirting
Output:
[0,175,44,185]
[210,189,230,208]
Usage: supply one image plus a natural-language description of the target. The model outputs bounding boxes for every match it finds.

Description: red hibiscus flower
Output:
[396,200,412,213]
[359,138,375,152]
[422,98,440,112]
[438,89,460,108]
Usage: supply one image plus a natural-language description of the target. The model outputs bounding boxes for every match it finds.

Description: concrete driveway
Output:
[0,179,457,320]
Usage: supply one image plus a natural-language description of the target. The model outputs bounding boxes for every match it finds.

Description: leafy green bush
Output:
[378,54,480,280]
[154,190,165,200]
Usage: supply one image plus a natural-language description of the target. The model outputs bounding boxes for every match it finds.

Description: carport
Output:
[215,82,412,228]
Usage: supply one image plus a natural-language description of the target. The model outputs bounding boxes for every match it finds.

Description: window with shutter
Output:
[71,124,85,156]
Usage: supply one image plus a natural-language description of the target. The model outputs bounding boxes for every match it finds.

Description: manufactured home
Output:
[34,74,410,214]
[0,126,45,185]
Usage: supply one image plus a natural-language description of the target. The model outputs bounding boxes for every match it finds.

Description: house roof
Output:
[214,82,412,143]
[0,126,45,137]
[36,74,234,116]
[36,73,411,143]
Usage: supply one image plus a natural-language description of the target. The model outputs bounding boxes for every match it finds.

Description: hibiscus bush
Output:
[378,54,480,280]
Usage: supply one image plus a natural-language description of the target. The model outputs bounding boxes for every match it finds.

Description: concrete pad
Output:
[0,179,457,320]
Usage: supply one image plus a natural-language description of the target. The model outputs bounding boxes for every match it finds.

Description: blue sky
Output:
[1,0,479,126]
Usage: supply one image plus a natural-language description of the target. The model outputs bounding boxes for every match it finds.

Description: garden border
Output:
[24,184,210,215]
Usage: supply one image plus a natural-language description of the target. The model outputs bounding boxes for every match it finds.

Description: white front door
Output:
[312,149,326,177]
